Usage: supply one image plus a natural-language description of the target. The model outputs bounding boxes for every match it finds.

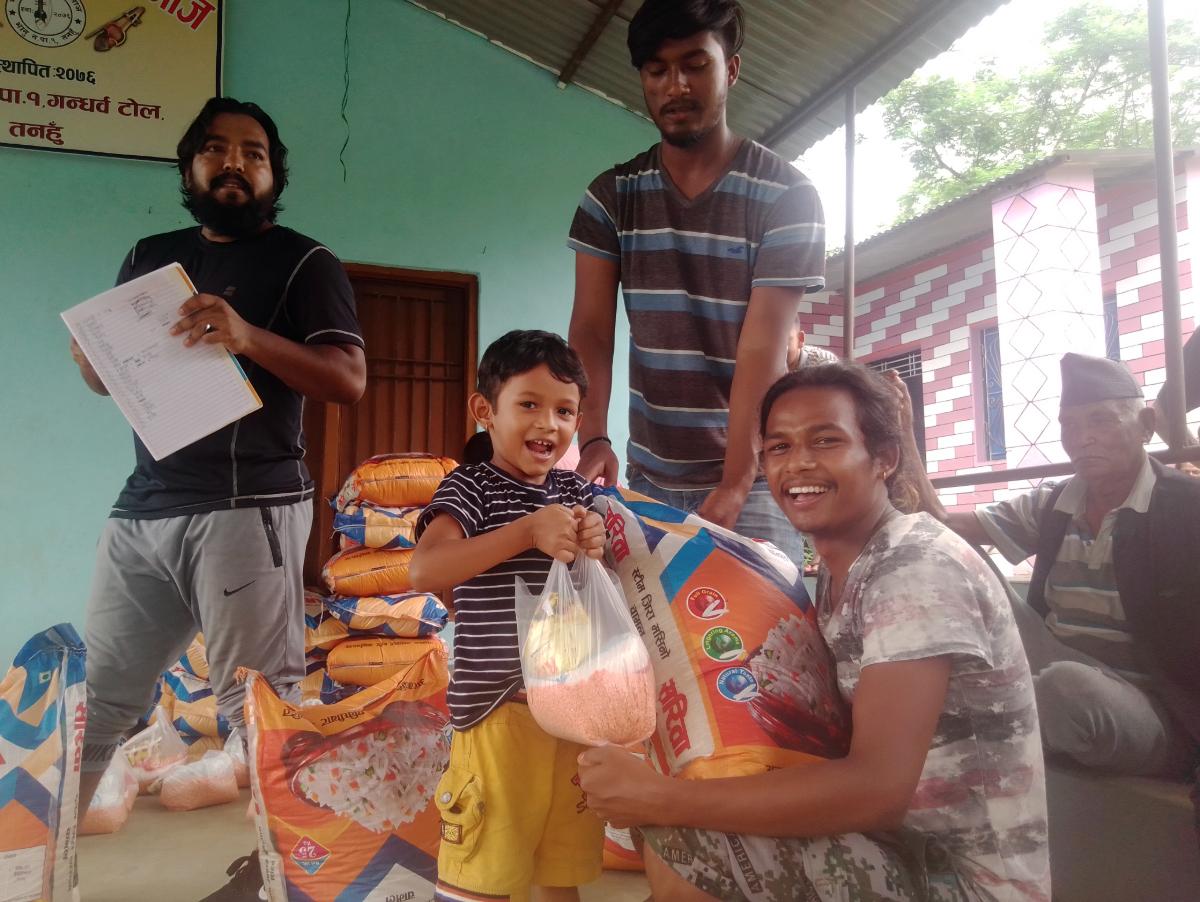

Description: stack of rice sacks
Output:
[300,588,357,706]
[304,453,457,696]
[156,633,231,758]
[248,452,457,901]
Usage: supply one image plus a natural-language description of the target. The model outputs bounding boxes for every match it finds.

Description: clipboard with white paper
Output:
[61,263,263,461]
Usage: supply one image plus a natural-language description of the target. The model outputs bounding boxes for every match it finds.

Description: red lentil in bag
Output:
[516,557,656,748]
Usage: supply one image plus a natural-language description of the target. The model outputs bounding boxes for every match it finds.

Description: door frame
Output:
[343,261,479,441]
[304,263,479,585]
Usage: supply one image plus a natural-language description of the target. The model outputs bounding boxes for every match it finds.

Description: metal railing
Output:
[930,445,1200,491]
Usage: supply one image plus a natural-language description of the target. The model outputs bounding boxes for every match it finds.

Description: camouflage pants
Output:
[641,826,968,902]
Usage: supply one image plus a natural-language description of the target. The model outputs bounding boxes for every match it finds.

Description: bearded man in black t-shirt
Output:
[70,97,365,899]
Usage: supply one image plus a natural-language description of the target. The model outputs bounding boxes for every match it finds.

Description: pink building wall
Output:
[802,158,1198,516]
[1098,158,1196,407]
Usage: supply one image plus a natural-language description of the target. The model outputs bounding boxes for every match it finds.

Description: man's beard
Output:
[655,101,716,149]
[182,176,279,238]
[661,122,715,149]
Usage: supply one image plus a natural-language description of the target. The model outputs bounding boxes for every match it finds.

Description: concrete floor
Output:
[78,791,650,902]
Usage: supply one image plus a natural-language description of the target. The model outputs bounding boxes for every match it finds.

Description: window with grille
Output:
[980,327,1006,461]
[868,350,922,380]
[1103,292,1121,361]
[868,351,925,462]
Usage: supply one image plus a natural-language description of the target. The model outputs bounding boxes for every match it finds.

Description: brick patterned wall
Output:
[796,292,844,356]
[815,237,1005,512]
[801,159,1196,519]
[1096,158,1200,443]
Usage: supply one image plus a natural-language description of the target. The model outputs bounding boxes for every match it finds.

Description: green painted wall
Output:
[0,0,652,665]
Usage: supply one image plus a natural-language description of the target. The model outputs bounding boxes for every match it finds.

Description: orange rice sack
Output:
[335,453,457,510]
[325,637,448,687]
[305,614,350,653]
[322,547,414,597]
[298,648,359,707]
[177,632,210,680]
[304,587,326,620]
[245,645,450,901]
[603,825,644,872]
[333,502,423,550]
[297,656,327,704]
[158,667,229,740]
[595,489,850,780]
[323,592,448,639]
[185,735,225,762]
[160,751,240,812]
[0,625,86,901]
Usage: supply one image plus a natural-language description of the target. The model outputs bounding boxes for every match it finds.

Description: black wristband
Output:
[579,435,612,454]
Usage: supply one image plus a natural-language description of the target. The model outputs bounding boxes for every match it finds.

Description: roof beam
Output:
[758,0,963,149]
[558,0,625,88]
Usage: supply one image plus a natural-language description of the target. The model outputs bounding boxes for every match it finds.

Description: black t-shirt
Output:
[110,226,364,518]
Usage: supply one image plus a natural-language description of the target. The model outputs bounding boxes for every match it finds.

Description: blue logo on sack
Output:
[716,667,759,703]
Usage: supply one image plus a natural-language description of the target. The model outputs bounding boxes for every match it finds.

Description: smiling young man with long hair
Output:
[579,364,1050,901]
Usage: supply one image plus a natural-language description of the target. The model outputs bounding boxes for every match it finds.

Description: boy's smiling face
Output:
[473,364,582,484]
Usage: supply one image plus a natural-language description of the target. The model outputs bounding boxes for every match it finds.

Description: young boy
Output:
[410,330,607,902]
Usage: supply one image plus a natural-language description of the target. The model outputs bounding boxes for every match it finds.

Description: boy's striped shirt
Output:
[416,462,594,731]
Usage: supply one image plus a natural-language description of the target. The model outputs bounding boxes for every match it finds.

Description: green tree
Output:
[882,2,1200,220]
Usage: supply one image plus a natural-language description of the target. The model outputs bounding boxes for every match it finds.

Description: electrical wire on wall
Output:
[340,0,352,182]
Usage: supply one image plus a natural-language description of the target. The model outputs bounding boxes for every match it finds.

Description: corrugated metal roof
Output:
[407,0,1011,158]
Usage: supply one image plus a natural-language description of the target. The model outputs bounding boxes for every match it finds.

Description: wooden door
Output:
[302,264,478,584]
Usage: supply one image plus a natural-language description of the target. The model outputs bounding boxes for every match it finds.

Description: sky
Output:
[794,0,1200,250]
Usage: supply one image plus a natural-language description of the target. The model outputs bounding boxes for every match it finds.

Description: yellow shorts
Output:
[434,701,604,898]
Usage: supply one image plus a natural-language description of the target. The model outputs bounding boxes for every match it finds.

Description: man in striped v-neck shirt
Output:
[568,0,825,563]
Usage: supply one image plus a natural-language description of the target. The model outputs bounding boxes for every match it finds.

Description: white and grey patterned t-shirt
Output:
[817,512,1050,902]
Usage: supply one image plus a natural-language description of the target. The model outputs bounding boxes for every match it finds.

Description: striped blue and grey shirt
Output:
[416,463,594,731]
[976,458,1157,681]
[569,140,826,489]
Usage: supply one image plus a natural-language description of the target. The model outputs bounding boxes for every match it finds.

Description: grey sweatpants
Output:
[81,501,310,772]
